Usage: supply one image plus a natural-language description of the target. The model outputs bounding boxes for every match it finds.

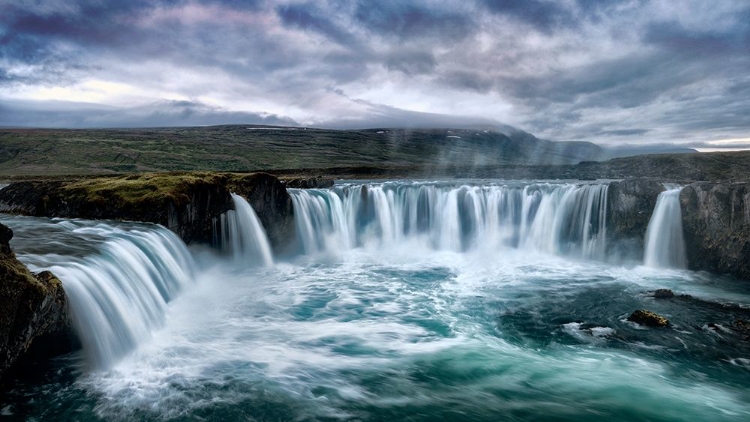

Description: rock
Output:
[0,173,298,252]
[653,289,675,299]
[735,319,750,333]
[627,310,670,327]
[226,173,296,254]
[606,178,665,261]
[284,177,334,189]
[680,182,750,281]
[0,174,234,245]
[0,223,73,380]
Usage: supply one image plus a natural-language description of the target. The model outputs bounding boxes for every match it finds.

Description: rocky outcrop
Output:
[0,223,72,380]
[627,310,669,327]
[606,178,664,261]
[227,173,296,253]
[0,174,233,245]
[0,173,300,251]
[283,177,335,189]
[680,182,750,280]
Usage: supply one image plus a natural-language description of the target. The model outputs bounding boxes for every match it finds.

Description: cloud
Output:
[0,0,749,146]
[0,99,298,128]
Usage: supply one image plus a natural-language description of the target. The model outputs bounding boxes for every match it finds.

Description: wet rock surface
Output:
[0,223,72,381]
[653,289,675,299]
[227,173,296,254]
[605,178,665,261]
[627,310,670,327]
[0,172,300,252]
[680,182,750,281]
[283,177,335,189]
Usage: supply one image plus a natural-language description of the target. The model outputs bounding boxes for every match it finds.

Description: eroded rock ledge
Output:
[0,223,72,380]
[605,178,750,281]
[0,172,298,252]
[680,182,750,280]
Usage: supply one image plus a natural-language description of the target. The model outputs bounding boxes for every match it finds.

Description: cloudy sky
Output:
[1,0,749,147]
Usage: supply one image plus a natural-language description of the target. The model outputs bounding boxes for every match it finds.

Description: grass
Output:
[0,125,604,176]
[63,172,225,206]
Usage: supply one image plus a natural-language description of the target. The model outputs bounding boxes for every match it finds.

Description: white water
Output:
[3,180,750,421]
[290,182,609,260]
[644,187,687,269]
[44,227,196,370]
[219,193,274,266]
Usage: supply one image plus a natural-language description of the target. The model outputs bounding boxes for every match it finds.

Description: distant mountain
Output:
[602,144,698,159]
[0,124,691,176]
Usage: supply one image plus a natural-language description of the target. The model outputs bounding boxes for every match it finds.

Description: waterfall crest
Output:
[290,182,608,259]
[48,227,196,370]
[220,193,274,266]
[644,187,687,269]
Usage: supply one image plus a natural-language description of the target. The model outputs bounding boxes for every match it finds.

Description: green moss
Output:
[627,309,670,327]
[62,172,226,207]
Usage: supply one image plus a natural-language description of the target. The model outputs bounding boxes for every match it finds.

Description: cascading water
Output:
[289,181,609,260]
[219,193,274,266]
[644,187,687,269]
[3,178,750,422]
[45,226,196,370]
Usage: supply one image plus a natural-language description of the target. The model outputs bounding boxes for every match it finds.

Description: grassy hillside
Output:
[0,125,605,176]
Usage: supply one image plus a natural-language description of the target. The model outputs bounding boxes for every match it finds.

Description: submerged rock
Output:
[627,310,670,327]
[0,223,73,380]
[653,289,675,299]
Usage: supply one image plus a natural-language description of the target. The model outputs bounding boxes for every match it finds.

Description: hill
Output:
[0,125,608,176]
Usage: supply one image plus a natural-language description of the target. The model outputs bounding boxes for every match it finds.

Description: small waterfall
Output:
[289,182,608,259]
[644,187,687,269]
[47,227,196,370]
[220,193,274,266]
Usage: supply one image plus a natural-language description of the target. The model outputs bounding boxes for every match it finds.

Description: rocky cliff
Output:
[0,173,299,251]
[606,179,665,262]
[227,173,296,254]
[0,223,72,380]
[680,182,750,280]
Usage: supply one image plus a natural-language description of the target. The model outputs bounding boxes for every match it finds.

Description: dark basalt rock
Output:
[627,310,670,327]
[227,173,296,254]
[0,175,233,245]
[606,178,665,261]
[0,223,73,381]
[284,177,334,189]
[653,289,675,299]
[0,173,298,252]
[680,182,750,281]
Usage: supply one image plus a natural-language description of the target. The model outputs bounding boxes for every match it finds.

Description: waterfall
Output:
[47,227,196,370]
[219,193,274,266]
[289,182,608,259]
[644,187,687,269]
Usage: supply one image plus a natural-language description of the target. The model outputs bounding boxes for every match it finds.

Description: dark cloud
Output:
[0,0,749,146]
[354,1,474,41]
[481,0,570,31]
[0,99,298,128]
[276,2,355,47]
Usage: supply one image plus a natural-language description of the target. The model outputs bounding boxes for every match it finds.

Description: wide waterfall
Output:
[219,193,274,266]
[644,187,687,269]
[289,181,609,260]
[45,226,196,370]
[4,179,750,422]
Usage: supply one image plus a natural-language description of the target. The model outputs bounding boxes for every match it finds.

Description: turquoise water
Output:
[2,181,750,421]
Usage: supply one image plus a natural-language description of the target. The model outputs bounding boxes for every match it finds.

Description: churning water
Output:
[2,180,750,422]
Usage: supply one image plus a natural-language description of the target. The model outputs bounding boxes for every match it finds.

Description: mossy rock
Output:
[627,310,670,327]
